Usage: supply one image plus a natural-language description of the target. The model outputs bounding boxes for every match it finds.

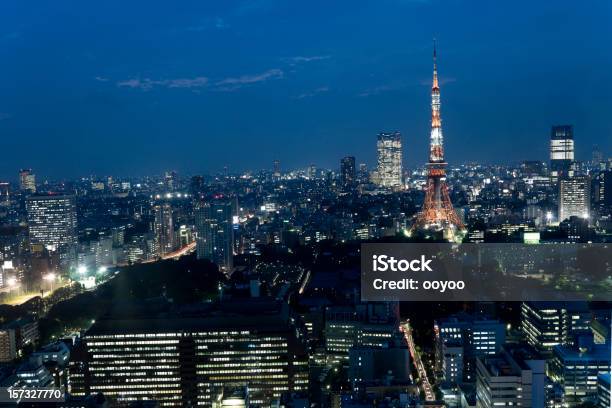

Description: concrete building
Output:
[475,346,545,408]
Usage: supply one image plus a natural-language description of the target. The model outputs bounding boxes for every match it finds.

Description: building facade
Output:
[195,200,233,271]
[78,305,308,406]
[376,132,402,189]
[550,125,574,181]
[26,194,77,265]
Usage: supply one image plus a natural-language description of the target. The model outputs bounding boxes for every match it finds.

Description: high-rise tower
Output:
[415,43,464,235]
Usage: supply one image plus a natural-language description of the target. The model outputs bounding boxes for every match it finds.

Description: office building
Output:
[592,170,612,217]
[32,341,70,367]
[19,168,36,193]
[475,346,545,408]
[521,302,591,353]
[0,182,9,206]
[79,301,308,406]
[153,202,175,256]
[348,343,410,388]
[325,303,399,365]
[26,194,77,263]
[16,356,54,387]
[340,156,356,189]
[559,176,590,221]
[376,132,402,188]
[195,200,233,271]
[550,125,574,181]
[550,338,611,404]
[441,342,464,385]
[0,329,16,362]
[435,313,506,383]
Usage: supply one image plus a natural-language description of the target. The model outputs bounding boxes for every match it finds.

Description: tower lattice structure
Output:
[415,43,464,231]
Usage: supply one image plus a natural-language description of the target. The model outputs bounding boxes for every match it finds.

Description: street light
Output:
[43,272,56,282]
[77,265,87,275]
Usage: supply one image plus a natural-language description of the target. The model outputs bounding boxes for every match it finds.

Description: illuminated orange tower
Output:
[415,42,464,235]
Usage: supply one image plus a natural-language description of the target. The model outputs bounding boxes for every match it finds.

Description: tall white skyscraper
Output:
[376,132,402,189]
[26,195,77,262]
[559,176,590,221]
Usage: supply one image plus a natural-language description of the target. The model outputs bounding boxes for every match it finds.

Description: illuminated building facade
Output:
[153,202,175,256]
[19,168,36,193]
[559,176,590,221]
[435,314,506,383]
[376,132,402,189]
[26,194,77,263]
[414,44,464,237]
[550,125,574,181]
[521,302,590,353]
[80,306,308,406]
[550,340,611,404]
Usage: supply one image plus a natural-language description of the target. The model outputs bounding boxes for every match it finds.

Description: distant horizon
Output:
[3,154,607,184]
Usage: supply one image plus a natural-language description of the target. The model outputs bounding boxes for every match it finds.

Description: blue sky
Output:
[1,0,611,179]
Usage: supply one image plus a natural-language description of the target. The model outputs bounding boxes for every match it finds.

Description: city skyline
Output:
[1,0,612,178]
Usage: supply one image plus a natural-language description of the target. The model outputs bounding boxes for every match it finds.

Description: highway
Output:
[401,320,435,402]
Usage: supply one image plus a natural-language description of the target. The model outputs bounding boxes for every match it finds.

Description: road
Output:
[160,241,197,260]
[401,320,435,402]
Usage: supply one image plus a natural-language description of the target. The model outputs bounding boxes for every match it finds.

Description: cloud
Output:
[114,69,282,92]
[358,84,402,97]
[284,55,330,65]
[116,76,209,90]
[166,77,209,88]
[94,76,109,82]
[214,69,283,91]
[295,86,329,99]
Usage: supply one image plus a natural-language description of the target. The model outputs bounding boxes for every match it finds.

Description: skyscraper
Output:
[153,202,175,256]
[414,43,464,237]
[195,200,233,271]
[340,156,356,189]
[550,125,574,181]
[376,132,402,188]
[26,194,77,263]
[19,169,36,193]
[273,159,281,179]
[592,170,612,217]
[0,182,9,206]
[559,176,590,221]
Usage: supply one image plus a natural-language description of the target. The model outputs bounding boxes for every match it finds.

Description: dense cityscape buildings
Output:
[0,45,610,408]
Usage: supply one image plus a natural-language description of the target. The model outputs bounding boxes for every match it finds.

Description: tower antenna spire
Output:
[414,40,465,239]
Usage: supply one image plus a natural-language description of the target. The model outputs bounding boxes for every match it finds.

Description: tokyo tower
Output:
[414,42,465,236]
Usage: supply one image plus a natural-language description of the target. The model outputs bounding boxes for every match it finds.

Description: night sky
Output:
[1,0,611,179]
